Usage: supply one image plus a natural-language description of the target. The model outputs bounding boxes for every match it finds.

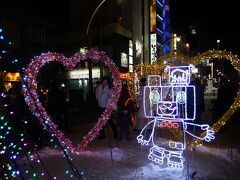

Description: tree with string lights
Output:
[0,91,84,179]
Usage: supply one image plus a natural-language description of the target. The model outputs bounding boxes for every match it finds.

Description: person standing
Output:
[135,78,148,131]
[96,76,118,139]
[116,83,133,141]
[94,81,101,104]
[189,74,205,123]
[47,81,71,133]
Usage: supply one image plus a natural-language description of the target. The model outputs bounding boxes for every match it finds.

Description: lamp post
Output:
[85,0,107,96]
[86,0,107,38]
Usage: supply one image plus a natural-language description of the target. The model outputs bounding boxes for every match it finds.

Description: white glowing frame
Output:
[137,65,215,170]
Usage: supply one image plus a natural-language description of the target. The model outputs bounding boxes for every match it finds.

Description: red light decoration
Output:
[159,120,179,129]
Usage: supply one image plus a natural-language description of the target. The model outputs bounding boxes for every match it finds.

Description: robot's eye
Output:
[149,89,160,104]
[176,91,186,104]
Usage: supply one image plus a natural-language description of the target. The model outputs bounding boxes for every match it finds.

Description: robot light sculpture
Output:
[137,65,215,169]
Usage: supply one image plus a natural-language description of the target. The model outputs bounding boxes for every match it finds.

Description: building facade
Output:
[149,0,171,63]
[0,0,172,103]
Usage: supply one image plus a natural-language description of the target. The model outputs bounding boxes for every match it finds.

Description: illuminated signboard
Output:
[121,52,128,67]
[150,33,157,64]
[129,40,133,56]
[2,72,21,81]
[70,68,100,79]
[118,73,131,79]
[129,65,133,73]
[129,40,134,72]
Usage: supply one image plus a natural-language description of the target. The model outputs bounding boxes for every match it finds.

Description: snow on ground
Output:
[196,145,240,166]
[23,132,240,180]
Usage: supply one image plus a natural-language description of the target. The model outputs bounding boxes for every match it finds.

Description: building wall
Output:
[132,0,143,65]
[143,0,150,64]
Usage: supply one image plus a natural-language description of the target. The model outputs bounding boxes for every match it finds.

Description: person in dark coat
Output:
[214,75,232,119]
[116,84,133,141]
[189,74,205,123]
[213,72,239,125]
[47,82,70,132]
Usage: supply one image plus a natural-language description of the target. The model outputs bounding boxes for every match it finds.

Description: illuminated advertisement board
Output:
[70,68,100,79]
[150,0,157,33]
[150,33,157,64]
[121,52,128,67]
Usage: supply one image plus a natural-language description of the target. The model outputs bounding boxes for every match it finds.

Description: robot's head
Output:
[166,65,194,86]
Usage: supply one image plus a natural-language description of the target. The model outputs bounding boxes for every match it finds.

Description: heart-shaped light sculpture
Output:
[22,49,122,154]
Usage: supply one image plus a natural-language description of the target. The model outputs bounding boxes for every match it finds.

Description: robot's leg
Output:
[166,151,184,169]
[148,145,166,165]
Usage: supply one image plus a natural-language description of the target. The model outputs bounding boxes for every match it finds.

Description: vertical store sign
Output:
[129,40,133,72]
[150,33,157,64]
[150,0,157,64]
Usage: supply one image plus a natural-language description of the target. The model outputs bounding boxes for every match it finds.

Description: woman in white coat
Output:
[96,76,118,139]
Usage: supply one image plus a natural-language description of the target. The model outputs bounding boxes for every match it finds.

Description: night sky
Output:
[1,0,239,55]
[170,0,240,55]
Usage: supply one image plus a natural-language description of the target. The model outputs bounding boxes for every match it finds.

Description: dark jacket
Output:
[117,98,133,127]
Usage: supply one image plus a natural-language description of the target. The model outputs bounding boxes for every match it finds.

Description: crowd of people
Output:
[94,77,132,141]
[93,76,148,141]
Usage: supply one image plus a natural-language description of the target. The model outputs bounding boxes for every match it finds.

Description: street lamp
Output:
[86,0,107,38]
[217,39,220,50]
[185,43,190,57]
[173,33,181,51]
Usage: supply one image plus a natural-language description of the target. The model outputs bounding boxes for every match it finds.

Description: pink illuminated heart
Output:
[22,49,122,153]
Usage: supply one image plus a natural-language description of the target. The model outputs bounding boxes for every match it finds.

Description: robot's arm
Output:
[137,119,156,146]
[184,122,215,142]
